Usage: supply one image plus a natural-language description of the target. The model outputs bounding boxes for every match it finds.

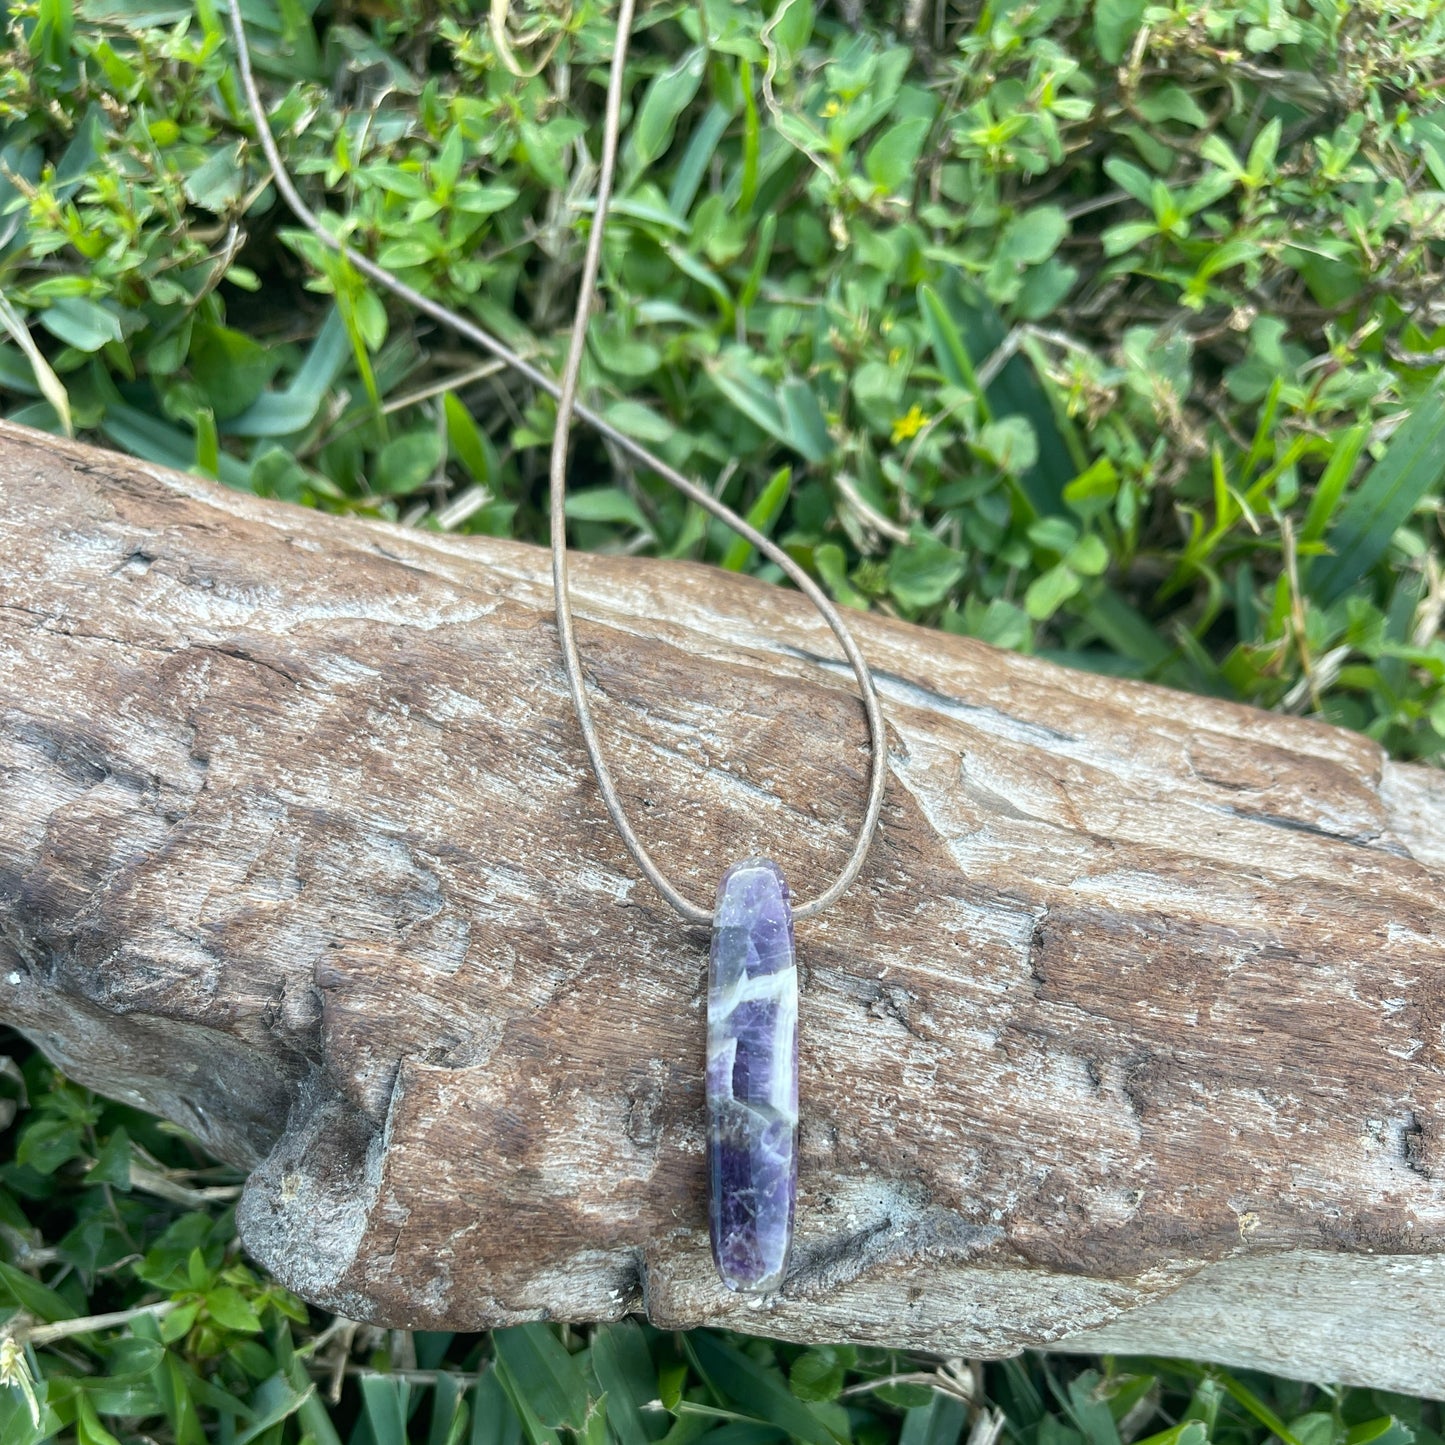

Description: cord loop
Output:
[226,0,887,924]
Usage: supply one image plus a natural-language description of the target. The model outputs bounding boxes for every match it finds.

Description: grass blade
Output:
[0,294,72,437]
[918,283,985,399]
[685,1333,842,1445]
[1299,423,1368,546]
[492,1325,589,1435]
[591,1322,666,1445]
[722,465,791,570]
[898,1395,967,1445]
[359,1374,412,1445]
[470,1370,523,1445]
[1309,377,1445,604]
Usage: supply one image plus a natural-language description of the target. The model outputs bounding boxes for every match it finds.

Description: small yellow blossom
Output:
[887,346,904,366]
[821,97,842,118]
[890,404,929,445]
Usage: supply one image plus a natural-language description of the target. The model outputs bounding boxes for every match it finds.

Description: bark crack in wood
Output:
[784,1183,1006,1298]
[1211,802,1392,851]
[1402,1111,1432,1181]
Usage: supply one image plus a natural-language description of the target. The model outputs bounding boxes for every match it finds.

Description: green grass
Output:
[3,1036,1445,1445]
[2,0,1443,752]
[2,0,1445,1436]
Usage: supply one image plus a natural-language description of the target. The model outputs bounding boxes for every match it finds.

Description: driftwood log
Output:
[2,420,1444,1394]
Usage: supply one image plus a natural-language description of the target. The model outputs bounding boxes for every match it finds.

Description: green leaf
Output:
[593,331,662,378]
[1347,1419,1414,1445]
[769,0,813,63]
[918,284,983,396]
[444,392,497,485]
[204,1285,263,1332]
[187,1247,211,1292]
[977,417,1039,475]
[472,1369,524,1445]
[1247,117,1282,179]
[454,182,522,216]
[669,101,730,216]
[565,486,652,534]
[1133,1424,1208,1445]
[0,294,72,436]
[189,323,282,421]
[234,1376,318,1445]
[864,116,932,193]
[657,1363,690,1415]
[430,1373,467,1445]
[225,307,351,438]
[32,0,74,65]
[194,408,220,479]
[182,143,244,212]
[100,1336,166,1381]
[36,296,123,352]
[924,282,1076,519]
[1094,0,1148,61]
[1030,518,1078,554]
[1025,561,1083,620]
[1059,1371,1122,1445]
[1135,84,1209,128]
[789,1348,848,1404]
[159,1352,207,1445]
[16,1115,84,1174]
[374,430,445,496]
[88,1126,131,1189]
[686,1335,843,1445]
[1170,1365,1306,1445]
[708,356,828,463]
[632,49,706,168]
[722,465,792,571]
[377,239,433,268]
[899,1395,968,1445]
[778,379,834,462]
[1102,156,1156,208]
[433,126,465,192]
[1283,1418,1334,1445]
[1300,424,1368,546]
[360,1374,411,1445]
[887,532,968,611]
[0,1259,75,1321]
[1001,207,1068,266]
[76,1394,123,1445]
[591,1322,665,1445]
[701,1427,785,1445]
[812,543,868,610]
[605,399,675,446]
[1310,376,1445,603]
[1067,534,1109,576]
[1101,220,1159,257]
[492,1324,590,1434]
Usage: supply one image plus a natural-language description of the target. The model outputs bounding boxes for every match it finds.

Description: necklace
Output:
[548,0,888,1294]
[225,0,886,1297]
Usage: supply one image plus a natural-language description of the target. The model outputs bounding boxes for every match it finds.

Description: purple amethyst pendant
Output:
[707,857,798,1294]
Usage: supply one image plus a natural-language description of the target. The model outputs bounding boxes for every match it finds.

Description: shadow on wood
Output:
[2,422,1443,1393]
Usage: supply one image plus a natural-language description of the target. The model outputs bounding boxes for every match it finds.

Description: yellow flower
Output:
[821,98,842,118]
[890,404,929,445]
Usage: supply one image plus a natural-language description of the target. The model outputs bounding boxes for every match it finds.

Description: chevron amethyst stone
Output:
[707,857,798,1294]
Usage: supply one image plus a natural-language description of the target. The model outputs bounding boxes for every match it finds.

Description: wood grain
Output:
[1,421,1443,1393]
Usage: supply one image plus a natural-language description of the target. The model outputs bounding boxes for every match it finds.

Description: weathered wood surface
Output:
[2,420,1444,1394]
